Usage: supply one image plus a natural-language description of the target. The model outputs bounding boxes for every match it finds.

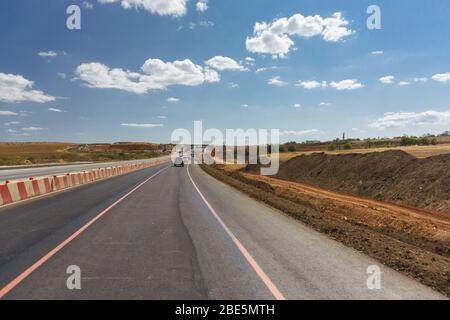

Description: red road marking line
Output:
[186,165,286,300]
[0,165,171,299]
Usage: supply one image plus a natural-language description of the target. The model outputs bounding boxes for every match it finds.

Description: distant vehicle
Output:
[173,157,184,167]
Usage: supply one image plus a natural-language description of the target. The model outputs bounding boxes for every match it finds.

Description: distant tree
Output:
[279,145,285,152]
[327,142,336,151]
[287,145,296,152]
[344,143,353,150]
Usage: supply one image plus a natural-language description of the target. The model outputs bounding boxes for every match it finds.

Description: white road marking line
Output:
[186,165,286,300]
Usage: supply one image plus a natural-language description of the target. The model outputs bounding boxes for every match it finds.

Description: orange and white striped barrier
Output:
[0,157,169,207]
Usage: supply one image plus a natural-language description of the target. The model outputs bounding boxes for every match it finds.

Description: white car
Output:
[173,157,185,167]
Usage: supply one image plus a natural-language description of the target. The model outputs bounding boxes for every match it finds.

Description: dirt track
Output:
[201,164,450,296]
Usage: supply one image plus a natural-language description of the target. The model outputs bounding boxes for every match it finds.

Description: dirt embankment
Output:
[249,150,450,213]
[201,152,450,296]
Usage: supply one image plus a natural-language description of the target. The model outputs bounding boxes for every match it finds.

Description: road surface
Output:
[0,157,169,182]
[0,163,445,299]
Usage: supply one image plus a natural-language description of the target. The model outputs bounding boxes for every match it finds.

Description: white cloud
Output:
[120,123,163,128]
[196,0,208,12]
[296,80,327,89]
[278,129,324,136]
[371,50,384,55]
[76,58,219,94]
[38,51,58,58]
[83,1,94,9]
[167,97,180,103]
[243,57,255,66]
[241,104,249,108]
[398,81,411,86]
[246,12,354,58]
[199,20,214,27]
[205,56,247,71]
[293,103,301,108]
[4,121,20,126]
[7,129,17,133]
[268,76,288,87]
[57,73,67,79]
[330,79,364,90]
[414,77,428,83]
[21,127,48,131]
[369,110,450,129]
[228,82,239,89]
[319,102,332,107]
[379,75,394,84]
[157,116,167,119]
[48,107,64,112]
[432,72,450,83]
[0,73,55,103]
[97,0,188,17]
[0,111,19,116]
[255,66,281,73]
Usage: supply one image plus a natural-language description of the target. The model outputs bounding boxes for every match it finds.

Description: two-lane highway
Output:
[0,163,445,299]
[0,157,169,182]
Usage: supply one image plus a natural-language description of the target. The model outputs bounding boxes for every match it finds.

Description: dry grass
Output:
[0,142,75,156]
[0,142,165,166]
[278,144,450,162]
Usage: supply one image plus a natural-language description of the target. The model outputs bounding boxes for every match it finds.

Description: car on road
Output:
[174,157,184,167]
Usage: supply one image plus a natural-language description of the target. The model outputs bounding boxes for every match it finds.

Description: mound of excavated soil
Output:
[249,150,450,213]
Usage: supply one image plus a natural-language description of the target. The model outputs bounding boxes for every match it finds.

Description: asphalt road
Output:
[0,164,445,299]
[0,157,169,182]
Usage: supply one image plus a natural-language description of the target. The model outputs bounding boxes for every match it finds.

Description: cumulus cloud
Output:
[205,56,247,71]
[371,50,384,55]
[243,57,255,66]
[296,80,327,89]
[398,81,411,86]
[268,76,288,86]
[246,12,354,58]
[432,72,450,83]
[293,103,301,108]
[76,58,219,94]
[167,97,180,103]
[0,73,55,103]
[120,123,163,128]
[329,79,364,90]
[97,0,188,17]
[379,75,394,84]
[196,0,208,12]
[369,110,450,129]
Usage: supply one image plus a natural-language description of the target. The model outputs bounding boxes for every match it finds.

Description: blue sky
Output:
[1,0,450,143]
